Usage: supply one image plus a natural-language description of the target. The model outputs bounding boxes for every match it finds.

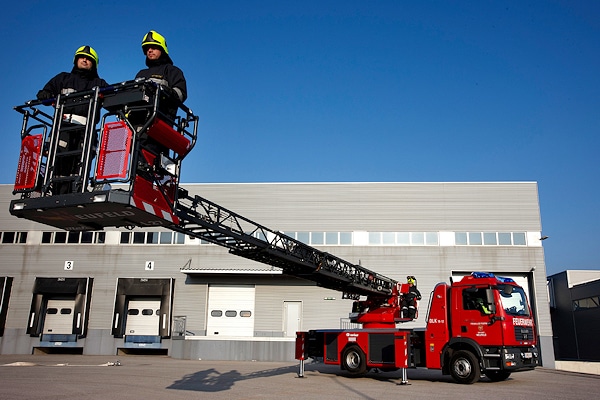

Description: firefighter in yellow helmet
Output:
[35,45,108,194]
[401,276,421,319]
[135,30,187,104]
[134,30,188,154]
[37,45,107,101]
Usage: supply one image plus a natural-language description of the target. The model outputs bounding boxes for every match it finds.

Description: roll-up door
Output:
[207,285,255,337]
[43,299,76,334]
[125,299,161,336]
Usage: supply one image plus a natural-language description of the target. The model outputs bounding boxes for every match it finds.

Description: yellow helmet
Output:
[74,45,99,67]
[407,276,416,285]
[142,30,169,54]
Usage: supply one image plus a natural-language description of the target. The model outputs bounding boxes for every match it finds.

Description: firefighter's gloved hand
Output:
[36,90,53,101]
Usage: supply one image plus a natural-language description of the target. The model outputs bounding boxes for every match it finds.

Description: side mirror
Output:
[485,289,496,314]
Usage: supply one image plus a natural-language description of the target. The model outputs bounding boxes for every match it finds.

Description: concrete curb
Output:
[555,361,600,375]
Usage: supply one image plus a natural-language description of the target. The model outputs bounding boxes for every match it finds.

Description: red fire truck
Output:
[295,272,538,384]
[10,81,537,384]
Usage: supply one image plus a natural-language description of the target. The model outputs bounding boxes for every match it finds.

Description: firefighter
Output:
[36,46,108,193]
[133,30,187,156]
[37,45,108,103]
[401,276,421,319]
[475,297,491,315]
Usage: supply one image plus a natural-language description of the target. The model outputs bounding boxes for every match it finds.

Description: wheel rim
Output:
[346,351,360,369]
[453,357,472,378]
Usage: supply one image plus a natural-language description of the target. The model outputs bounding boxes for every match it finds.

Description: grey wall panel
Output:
[176,182,542,232]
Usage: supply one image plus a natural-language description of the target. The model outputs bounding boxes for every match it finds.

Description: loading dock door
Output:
[125,300,161,336]
[207,285,255,337]
[43,299,76,334]
[112,278,173,338]
[28,277,93,337]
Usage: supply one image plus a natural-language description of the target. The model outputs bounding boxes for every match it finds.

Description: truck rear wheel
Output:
[484,370,511,382]
[342,345,367,375]
[450,350,480,384]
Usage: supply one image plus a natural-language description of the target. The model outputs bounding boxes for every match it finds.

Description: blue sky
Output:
[1,1,598,275]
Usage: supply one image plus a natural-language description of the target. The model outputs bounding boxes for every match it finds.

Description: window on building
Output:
[311,232,324,245]
[397,232,410,245]
[411,232,425,245]
[0,232,28,244]
[483,232,497,245]
[455,232,467,245]
[498,232,512,245]
[325,232,338,245]
[425,232,439,245]
[120,232,130,244]
[513,232,526,245]
[382,232,395,245]
[133,232,145,244]
[369,232,381,245]
[469,232,483,245]
[160,232,172,244]
[297,232,309,245]
[340,232,353,245]
[1,232,15,243]
[573,296,600,311]
[55,232,67,243]
[68,232,80,244]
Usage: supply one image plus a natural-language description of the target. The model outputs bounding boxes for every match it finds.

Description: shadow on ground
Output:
[166,362,461,393]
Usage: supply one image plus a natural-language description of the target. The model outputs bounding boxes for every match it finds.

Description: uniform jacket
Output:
[38,67,108,99]
[135,57,187,103]
[405,285,422,300]
[37,67,108,117]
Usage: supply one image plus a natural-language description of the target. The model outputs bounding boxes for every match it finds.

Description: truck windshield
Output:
[498,286,530,316]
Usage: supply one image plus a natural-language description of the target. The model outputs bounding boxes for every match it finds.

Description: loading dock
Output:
[112,278,173,354]
[0,277,13,337]
[27,277,93,353]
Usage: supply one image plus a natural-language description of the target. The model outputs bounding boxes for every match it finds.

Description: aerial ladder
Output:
[10,79,411,326]
[9,81,539,384]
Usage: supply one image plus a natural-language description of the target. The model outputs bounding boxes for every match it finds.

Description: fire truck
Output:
[295,272,538,384]
[9,80,538,384]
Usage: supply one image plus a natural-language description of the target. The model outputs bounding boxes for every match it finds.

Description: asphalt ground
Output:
[0,354,599,400]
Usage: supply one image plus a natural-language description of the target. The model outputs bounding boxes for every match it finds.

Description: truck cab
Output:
[425,272,538,383]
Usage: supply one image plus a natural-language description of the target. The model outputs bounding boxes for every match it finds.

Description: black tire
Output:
[450,350,480,384]
[484,370,511,382]
[341,345,367,375]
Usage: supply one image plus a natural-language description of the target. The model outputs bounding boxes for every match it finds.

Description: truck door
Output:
[452,287,504,346]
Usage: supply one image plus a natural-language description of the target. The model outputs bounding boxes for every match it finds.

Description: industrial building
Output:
[0,181,554,367]
[548,270,600,361]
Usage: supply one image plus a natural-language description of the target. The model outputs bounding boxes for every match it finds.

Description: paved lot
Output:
[0,354,599,400]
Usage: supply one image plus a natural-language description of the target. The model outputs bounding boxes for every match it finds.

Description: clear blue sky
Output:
[1,1,598,276]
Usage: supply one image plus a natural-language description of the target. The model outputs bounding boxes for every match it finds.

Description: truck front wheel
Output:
[450,350,480,384]
[342,345,367,375]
